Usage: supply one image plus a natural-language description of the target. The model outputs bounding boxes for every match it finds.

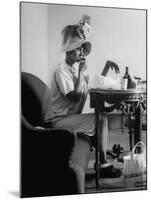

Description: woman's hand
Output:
[79,58,87,73]
[101,60,120,76]
[108,60,120,74]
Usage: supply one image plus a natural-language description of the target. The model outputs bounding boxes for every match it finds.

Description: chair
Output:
[21,72,91,197]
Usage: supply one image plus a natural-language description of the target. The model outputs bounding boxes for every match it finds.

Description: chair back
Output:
[21,72,50,126]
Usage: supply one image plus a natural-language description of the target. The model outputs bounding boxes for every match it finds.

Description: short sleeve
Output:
[55,67,74,95]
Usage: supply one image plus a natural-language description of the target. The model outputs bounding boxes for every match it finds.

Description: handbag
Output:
[123,141,147,190]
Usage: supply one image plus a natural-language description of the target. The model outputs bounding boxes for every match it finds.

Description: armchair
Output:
[21,72,91,197]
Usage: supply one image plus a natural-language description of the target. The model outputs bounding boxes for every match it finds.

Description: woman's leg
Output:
[99,114,122,177]
[52,113,108,164]
[50,113,95,136]
[99,114,108,164]
[91,114,122,178]
[47,113,121,178]
[90,114,108,164]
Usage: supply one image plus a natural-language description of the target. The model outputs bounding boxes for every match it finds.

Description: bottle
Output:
[123,66,131,89]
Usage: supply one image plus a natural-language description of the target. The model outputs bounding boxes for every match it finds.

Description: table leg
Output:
[128,104,142,151]
[122,110,125,134]
[135,104,142,144]
[95,107,101,189]
[129,127,135,151]
[127,112,135,150]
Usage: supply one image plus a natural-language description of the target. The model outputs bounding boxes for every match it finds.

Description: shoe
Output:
[99,165,122,178]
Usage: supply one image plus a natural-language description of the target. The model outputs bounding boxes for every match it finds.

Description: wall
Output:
[21,2,48,83]
[21,3,146,112]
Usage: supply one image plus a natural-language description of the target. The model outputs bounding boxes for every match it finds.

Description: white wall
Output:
[21,2,48,83]
[21,3,146,112]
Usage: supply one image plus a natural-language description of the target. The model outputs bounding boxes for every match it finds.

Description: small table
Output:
[89,88,146,189]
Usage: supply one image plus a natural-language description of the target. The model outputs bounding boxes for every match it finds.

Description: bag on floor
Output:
[123,141,147,189]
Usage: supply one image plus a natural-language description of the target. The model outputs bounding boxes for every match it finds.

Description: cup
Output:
[121,78,128,90]
[136,80,141,89]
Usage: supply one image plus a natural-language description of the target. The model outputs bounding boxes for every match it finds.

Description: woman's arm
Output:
[66,59,87,102]
[101,60,120,76]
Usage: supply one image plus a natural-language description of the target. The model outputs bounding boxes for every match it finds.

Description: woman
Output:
[45,15,121,178]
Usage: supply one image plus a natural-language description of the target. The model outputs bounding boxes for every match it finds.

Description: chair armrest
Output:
[21,115,76,164]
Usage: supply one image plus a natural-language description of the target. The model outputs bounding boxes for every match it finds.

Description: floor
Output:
[85,128,147,194]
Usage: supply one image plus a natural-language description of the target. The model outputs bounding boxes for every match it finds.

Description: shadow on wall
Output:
[9,191,19,198]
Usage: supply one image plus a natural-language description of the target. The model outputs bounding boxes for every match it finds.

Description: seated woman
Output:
[44,15,121,178]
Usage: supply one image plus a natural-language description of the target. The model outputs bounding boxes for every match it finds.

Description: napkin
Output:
[89,74,121,90]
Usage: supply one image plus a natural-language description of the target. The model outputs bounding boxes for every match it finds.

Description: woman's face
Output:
[66,42,91,65]
[67,47,84,63]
